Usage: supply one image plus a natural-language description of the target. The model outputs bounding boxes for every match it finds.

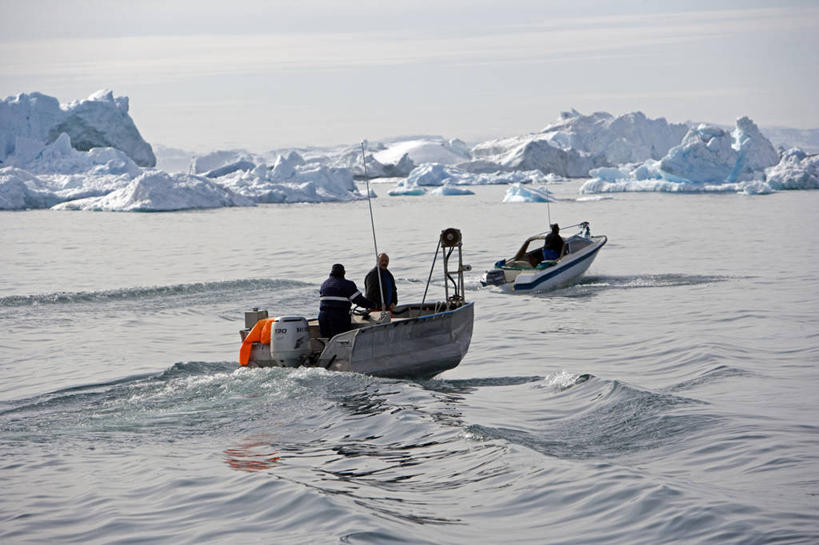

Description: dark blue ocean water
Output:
[1,182,818,544]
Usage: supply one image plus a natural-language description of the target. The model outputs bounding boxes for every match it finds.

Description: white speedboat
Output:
[239,228,474,379]
[482,222,607,293]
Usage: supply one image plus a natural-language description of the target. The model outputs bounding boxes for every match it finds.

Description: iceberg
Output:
[153,144,194,173]
[191,150,262,174]
[765,148,819,190]
[6,132,141,178]
[52,171,253,212]
[212,152,366,203]
[0,133,142,207]
[469,136,603,178]
[373,137,471,166]
[405,163,548,187]
[0,90,156,167]
[580,117,790,195]
[387,186,427,196]
[429,183,475,196]
[502,183,554,203]
[468,110,686,177]
[542,109,688,164]
[328,146,415,179]
[0,168,60,210]
[204,159,256,179]
[388,163,548,196]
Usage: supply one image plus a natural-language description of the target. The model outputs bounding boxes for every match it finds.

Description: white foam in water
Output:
[539,370,584,390]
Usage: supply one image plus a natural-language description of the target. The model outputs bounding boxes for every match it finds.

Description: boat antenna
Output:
[546,185,553,228]
[361,140,386,311]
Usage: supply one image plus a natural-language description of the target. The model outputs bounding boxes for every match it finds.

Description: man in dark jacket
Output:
[319,264,375,338]
[543,223,565,261]
[365,253,398,311]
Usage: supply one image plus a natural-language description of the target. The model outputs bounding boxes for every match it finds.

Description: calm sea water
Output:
[1,181,818,544]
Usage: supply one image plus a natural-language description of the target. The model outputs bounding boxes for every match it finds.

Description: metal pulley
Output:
[440,228,462,247]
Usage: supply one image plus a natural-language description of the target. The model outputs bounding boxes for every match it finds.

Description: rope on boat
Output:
[421,237,441,306]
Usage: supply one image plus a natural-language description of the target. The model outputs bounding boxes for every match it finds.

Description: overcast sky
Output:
[1,0,817,152]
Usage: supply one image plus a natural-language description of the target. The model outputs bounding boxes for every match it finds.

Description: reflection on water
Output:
[224,440,281,472]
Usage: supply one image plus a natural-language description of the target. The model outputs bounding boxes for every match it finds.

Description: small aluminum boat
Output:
[239,228,474,379]
[483,222,606,293]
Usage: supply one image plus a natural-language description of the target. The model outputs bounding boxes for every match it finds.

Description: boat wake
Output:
[537,273,732,298]
[0,278,311,308]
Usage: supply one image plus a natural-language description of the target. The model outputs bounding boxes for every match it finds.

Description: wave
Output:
[0,362,405,441]
[423,372,592,394]
[467,377,717,460]
[0,278,311,308]
[664,364,755,393]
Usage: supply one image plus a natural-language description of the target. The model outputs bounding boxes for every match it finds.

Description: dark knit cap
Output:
[330,263,345,277]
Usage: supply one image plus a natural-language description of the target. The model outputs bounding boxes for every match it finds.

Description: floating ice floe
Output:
[388,164,548,196]
[429,183,475,196]
[53,171,253,211]
[406,163,547,186]
[502,183,554,203]
[387,185,427,196]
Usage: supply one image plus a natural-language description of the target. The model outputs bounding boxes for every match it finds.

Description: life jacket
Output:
[239,317,276,366]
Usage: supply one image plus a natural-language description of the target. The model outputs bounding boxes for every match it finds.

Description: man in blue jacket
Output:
[543,223,565,261]
[319,264,376,338]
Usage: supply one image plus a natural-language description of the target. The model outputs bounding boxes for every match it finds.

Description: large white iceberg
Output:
[0,133,142,207]
[7,132,141,178]
[580,117,791,194]
[373,137,471,166]
[468,110,687,177]
[542,109,688,165]
[469,136,603,178]
[53,171,253,212]
[0,90,156,167]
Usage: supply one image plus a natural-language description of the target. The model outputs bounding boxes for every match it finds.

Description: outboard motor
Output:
[484,268,506,286]
[270,316,311,367]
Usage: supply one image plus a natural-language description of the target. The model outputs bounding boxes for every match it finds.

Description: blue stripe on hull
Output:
[513,241,605,292]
